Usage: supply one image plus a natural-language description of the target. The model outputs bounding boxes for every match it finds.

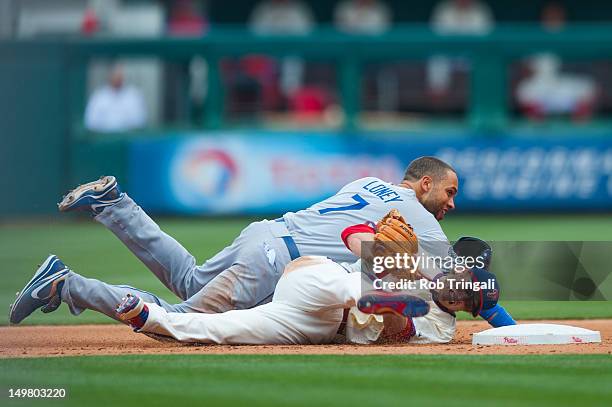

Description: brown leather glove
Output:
[373,209,420,280]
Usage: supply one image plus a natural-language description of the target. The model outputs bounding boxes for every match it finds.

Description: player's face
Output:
[432,273,474,313]
[421,171,458,220]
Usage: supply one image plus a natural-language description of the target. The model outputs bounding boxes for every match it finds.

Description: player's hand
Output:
[373,209,419,279]
[375,208,406,231]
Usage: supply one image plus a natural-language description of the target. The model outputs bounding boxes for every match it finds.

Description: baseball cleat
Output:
[58,176,124,215]
[357,291,430,318]
[9,255,70,324]
[116,294,149,330]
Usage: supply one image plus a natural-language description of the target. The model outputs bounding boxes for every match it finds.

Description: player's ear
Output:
[420,176,433,192]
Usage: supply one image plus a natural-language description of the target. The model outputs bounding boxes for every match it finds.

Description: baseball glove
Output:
[373,209,420,280]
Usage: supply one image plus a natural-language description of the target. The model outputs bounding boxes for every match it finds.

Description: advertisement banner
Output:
[128,133,612,214]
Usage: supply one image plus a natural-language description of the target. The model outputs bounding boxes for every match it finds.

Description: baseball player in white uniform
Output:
[10,157,461,325]
[113,217,504,345]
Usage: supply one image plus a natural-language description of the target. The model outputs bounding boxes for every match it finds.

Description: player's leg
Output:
[60,271,183,322]
[98,194,286,310]
[124,301,321,345]
[8,254,189,325]
[116,258,364,344]
[59,177,288,308]
[168,223,293,313]
[58,176,236,300]
[173,253,287,314]
[127,258,359,344]
[94,194,214,300]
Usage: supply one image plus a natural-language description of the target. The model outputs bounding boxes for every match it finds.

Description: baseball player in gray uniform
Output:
[10,157,459,325]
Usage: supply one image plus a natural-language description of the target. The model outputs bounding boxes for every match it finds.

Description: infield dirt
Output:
[1,320,610,358]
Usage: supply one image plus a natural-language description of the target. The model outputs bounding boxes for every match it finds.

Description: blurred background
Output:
[1,0,611,325]
[1,0,612,217]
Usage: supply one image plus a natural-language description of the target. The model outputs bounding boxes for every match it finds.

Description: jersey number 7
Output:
[318,194,370,215]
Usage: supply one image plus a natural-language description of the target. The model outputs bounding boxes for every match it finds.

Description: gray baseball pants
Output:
[60,195,296,322]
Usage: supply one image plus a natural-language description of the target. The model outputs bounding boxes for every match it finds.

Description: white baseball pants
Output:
[139,256,363,344]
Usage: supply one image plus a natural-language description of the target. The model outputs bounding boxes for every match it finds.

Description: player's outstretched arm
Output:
[346,233,375,256]
[479,304,516,327]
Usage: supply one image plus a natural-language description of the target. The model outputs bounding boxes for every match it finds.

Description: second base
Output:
[472,323,601,345]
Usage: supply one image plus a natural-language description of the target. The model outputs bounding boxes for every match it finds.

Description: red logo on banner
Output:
[270,157,401,193]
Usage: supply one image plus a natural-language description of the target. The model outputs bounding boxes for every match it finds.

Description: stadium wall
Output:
[126,132,612,215]
[0,42,70,216]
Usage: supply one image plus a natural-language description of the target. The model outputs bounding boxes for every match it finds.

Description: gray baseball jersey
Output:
[282,177,450,262]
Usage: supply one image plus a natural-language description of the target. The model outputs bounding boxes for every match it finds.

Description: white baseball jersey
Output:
[282,177,451,262]
[346,292,456,345]
[411,301,456,344]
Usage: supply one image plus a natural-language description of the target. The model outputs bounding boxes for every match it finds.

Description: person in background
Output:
[84,64,147,133]
[248,0,316,120]
[249,0,314,36]
[165,0,209,123]
[516,3,597,121]
[517,54,597,122]
[428,0,494,98]
[167,0,208,37]
[334,1,394,114]
[334,0,391,35]
[289,82,333,124]
[541,1,566,32]
[431,0,493,34]
[80,7,100,35]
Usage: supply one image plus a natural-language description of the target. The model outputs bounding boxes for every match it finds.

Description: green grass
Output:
[1,217,611,406]
[1,215,611,325]
[0,354,611,407]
